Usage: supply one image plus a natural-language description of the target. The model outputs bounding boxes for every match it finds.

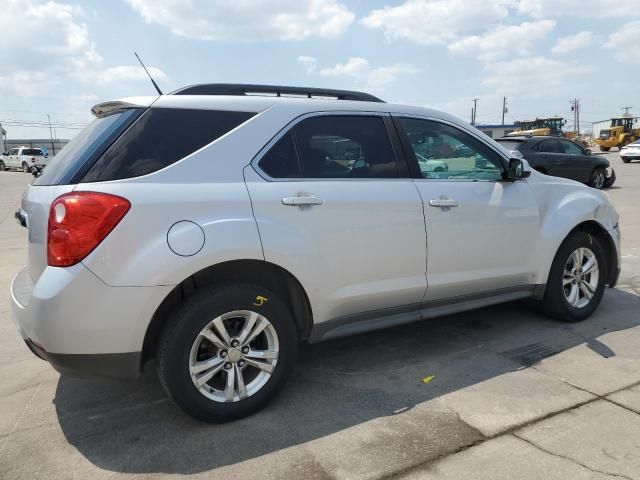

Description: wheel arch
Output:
[140,259,313,369]
[568,221,618,287]
[539,220,618,296]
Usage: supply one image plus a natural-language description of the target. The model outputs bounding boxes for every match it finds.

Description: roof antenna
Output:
[134,52,163,95]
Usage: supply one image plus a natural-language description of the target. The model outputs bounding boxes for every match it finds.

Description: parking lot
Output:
[1,152,639,479]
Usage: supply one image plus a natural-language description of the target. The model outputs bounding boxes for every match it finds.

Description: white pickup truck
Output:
[0,146,49,172]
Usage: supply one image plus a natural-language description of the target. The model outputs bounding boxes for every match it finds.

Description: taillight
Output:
[47,192,130,267]
[31,157,36,163]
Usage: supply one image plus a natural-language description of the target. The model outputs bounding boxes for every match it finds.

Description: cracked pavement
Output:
[1,151,640,479]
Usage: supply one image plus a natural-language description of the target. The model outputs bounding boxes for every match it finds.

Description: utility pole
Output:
[621,106,633,117]
[570,98,581,134]
[471,98,479,126]
[502,97,508,126]
[46,114,56,155]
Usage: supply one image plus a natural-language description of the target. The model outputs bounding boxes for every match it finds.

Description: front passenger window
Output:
[398,118,504,181]
[562,140,583,155]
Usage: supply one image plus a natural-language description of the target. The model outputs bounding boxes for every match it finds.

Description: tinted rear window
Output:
[81,108,255,182]
[34,109,142,186]
[23,149,44,156]
[495,140,524,152]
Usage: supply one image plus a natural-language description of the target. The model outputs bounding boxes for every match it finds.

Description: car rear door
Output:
[558,139,592,183]
[245,113,427,324]
[537,139,571,178]
[393,115,540,301]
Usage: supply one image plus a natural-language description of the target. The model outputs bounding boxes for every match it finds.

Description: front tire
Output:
[157,284,298,423]
[542,232,607,322]
[622,158,631,163]
[588,167,607,189]
[0,160,5,171]
[599,146,610,152]
[22,162,29,173]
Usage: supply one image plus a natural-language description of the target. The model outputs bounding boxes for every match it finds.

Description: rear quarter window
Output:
[81,108,255,182]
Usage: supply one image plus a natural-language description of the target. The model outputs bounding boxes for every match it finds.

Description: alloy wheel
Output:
[189,310,279,403]
[593,170,605,189]
[563,247,599,309]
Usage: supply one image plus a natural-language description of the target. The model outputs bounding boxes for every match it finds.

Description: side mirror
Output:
[508,158,531,180]
[585,148,592,155]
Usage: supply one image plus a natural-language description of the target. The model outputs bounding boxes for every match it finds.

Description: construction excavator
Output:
[595,117,640,151]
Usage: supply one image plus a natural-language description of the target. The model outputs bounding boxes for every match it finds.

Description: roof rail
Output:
[170,83,384,103]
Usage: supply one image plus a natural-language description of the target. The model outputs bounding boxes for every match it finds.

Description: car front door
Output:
[244,113,428,324]
[6,149,18,168]
[393,116,541,301]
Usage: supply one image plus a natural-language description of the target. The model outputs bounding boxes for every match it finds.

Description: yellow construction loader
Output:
[507,117,565,137]
[595,117,640,151]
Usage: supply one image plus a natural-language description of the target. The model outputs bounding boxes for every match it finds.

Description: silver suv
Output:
[11,84,621,422]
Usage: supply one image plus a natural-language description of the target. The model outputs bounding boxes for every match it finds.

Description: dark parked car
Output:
[496,136,615,189]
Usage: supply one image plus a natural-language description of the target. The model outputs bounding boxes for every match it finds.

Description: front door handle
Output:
[429,198,459,208]
[282,195,324,207]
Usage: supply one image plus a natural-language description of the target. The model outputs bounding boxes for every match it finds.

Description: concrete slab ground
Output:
[1,152,639,479]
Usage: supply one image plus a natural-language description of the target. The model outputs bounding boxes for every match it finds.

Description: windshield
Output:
[599,130,611,139]
[34,108,142,185]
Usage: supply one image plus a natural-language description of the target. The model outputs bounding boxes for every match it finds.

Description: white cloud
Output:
[0,0,166,98]
[76,66,168,86]
[605,21,640,62]
[551,31,593,54]
[127,0,354,41]
[361,0,515,45]
[298,56,419,93]
[448,20,555,61]
[482,56,594,95]
[0,0,101,72]
[518,0,634,17]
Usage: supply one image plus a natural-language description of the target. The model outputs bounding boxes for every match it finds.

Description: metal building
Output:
[475,124,517,139]
[0,123,6,154]
[5,138,69,156]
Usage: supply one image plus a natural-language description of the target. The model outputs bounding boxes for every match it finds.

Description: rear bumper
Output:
[10,264,172,379]
[23,338,141,379]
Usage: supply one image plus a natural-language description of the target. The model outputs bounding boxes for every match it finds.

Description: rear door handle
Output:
[429,198,459,208]
[282,195,324,207]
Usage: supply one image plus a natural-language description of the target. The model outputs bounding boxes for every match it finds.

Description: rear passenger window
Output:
[294,116,398,178]
[540,140,563,153]
[81,109,255,182]
[259,133,301,178]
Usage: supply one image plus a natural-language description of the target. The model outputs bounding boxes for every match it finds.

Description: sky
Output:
[1,0,639,140]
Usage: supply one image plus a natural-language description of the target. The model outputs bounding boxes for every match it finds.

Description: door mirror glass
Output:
[585,148,592,155]
[508,158,530,179]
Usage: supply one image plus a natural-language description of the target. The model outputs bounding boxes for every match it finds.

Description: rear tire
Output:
[157,283,298,423]
[588,167,606,189]
[542,231,607,322]
[622,158,631,163]
[599,146,610,152]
